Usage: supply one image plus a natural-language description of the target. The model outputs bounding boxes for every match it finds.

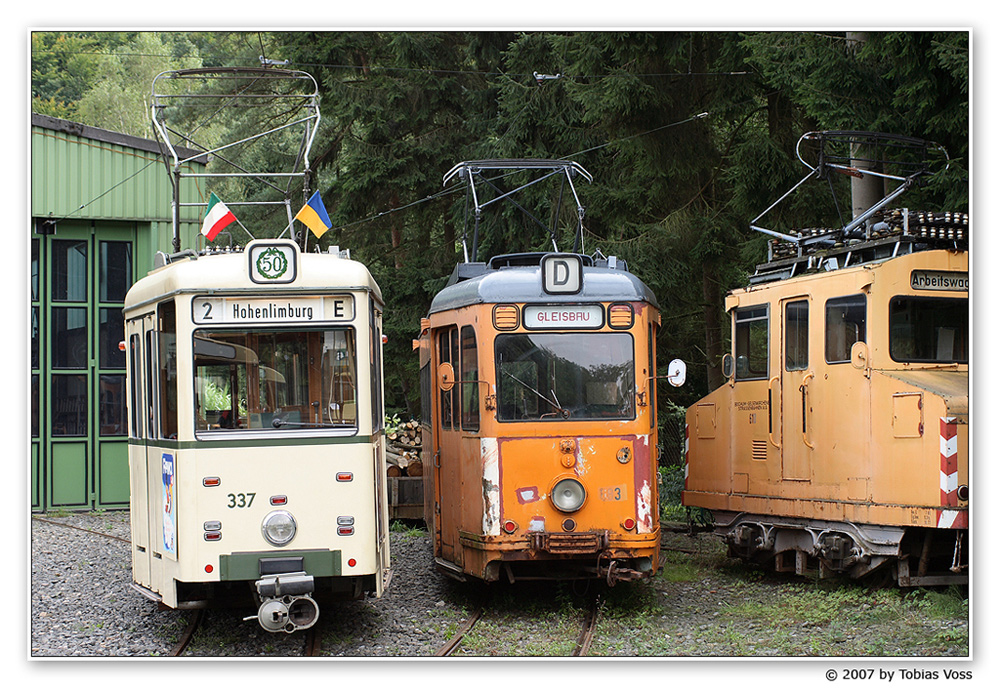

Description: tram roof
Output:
[428,254,659,315]
[124,248,382,314]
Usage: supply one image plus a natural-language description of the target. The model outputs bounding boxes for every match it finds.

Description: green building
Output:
[30,113,207,512]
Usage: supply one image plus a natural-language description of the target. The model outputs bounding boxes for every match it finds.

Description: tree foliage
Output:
[31,30,970,415]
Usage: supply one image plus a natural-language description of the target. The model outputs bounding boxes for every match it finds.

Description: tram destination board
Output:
[192,295,355,324]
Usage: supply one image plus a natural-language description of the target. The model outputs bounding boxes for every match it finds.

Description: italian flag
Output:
[201,192,236,241]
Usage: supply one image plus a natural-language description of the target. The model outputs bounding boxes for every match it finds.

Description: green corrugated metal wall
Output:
[31,117,205,256]
[31,115,206,512]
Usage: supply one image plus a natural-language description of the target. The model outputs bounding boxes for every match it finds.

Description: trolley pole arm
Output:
[838,176,914,238]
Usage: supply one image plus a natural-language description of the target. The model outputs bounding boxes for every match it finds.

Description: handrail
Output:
[768,376,781,449]
[799,371,815,449]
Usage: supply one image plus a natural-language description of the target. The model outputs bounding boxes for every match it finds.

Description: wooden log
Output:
[386,464,402,477]
[386,452,409,470]
[407,459,423,477]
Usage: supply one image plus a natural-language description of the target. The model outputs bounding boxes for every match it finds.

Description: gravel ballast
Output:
[29,511,971,665]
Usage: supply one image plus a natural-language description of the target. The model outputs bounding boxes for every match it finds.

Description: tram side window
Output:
[145,331,156,437]
[648,322,657,427]
[438,328,457,430]
[825,295,866,364]
[419,362,431,426]
[193,328,358,434]
[784,300,809,371]
[734,306,768,381]
[370,303,384,433]
[158,301,178,439]
[461,326,479,431]
[129,334,142,438]
[889,297,968,363]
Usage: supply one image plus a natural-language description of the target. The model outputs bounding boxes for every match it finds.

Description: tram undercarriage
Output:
[712,511,968,587]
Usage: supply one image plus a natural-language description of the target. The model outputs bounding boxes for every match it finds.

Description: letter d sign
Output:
[541,254,583,294]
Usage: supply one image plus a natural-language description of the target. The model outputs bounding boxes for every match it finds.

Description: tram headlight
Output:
[551,478,587,513]
[262,510,297,547]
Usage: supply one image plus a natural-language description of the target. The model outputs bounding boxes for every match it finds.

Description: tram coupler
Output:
[599,559,647,587]
[248,571,319,633]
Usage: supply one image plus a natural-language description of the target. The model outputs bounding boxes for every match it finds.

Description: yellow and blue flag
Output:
[295,191,333,238]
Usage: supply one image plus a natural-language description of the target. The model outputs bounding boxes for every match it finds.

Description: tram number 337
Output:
[227,493,256,508]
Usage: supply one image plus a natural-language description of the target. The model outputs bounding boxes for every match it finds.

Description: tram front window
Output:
[193,328,357,434]
[889,297,969,363]
[495,333,635,421]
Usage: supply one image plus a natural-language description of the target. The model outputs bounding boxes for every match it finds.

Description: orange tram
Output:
[683,132,969,586]
[417,160,676,584]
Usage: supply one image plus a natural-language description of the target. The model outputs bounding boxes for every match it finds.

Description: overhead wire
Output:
[31,42,758,239]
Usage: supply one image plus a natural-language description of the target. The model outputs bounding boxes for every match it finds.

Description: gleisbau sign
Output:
[523,305,604,330]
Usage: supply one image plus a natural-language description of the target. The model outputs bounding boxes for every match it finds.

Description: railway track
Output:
[32,516,131,544]
[434,596,600,657]
[572,598,599,657]
[304,622,323,657]
[32,516,329,657]
[433,607,483,656]
[163,607,325,657]
[167,609,204,656]
[32,515,644,657]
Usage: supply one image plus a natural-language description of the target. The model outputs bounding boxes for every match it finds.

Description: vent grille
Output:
[608,303,634,329]
[752,440,768,460]
[493,304,519,330]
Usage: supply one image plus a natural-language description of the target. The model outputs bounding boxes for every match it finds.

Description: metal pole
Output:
[172,169,182,252]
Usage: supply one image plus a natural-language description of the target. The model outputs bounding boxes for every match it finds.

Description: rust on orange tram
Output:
[416,160,683,584]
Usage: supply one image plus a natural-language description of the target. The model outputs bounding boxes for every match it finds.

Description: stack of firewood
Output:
[386,419,423,477]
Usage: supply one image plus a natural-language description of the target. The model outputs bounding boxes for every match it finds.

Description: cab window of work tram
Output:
[889,296,968,363]
[495,332,635,421]
[193,327,358,434]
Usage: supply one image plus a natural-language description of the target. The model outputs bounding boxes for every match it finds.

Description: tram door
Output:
[34,223,134,511]
[780,298,812,482]
[126,312,157,586]
[434,326,462,564]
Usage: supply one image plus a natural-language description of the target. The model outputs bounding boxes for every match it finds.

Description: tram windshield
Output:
[193,328,357,433]
[495,333,635,421]
[889,297,969,364]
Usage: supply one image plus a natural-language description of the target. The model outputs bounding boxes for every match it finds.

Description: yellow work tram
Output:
[417,160,676,584]
[683,132,969,585]
[124,240,392,631]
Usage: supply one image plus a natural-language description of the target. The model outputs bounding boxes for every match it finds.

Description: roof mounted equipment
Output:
[151,67,321,252]
[443,159,593,263]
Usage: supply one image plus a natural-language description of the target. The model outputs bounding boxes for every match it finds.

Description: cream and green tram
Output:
[123,239,391,633]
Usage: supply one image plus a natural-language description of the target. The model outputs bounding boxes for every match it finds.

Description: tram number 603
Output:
[227,493,256,508]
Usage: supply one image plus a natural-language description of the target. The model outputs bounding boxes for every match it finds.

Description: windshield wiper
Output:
[500,368,568,417]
